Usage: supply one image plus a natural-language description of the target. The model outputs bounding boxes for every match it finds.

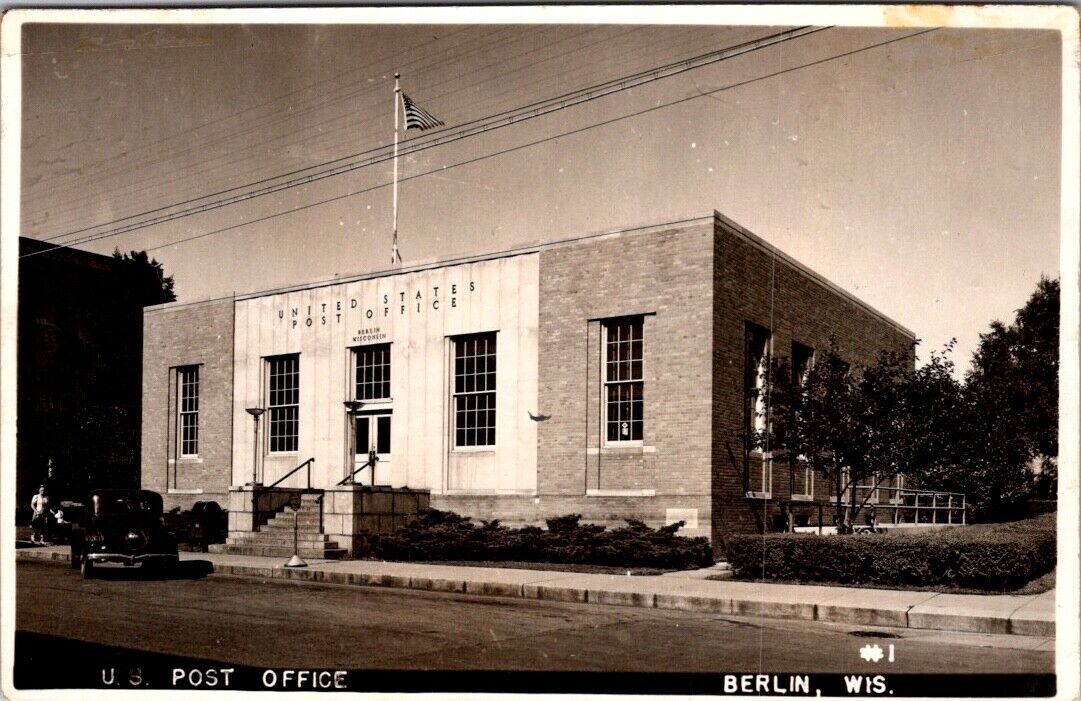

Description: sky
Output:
[17,20,1062,374]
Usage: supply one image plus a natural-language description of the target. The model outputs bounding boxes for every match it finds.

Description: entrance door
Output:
[354,412,391,485]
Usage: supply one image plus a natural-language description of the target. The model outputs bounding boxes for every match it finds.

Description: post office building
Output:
[141,211,914,555]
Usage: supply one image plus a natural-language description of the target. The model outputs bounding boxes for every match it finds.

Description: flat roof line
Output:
[712,210,916,339]
[146,214,714,311]
[145,210,915,340]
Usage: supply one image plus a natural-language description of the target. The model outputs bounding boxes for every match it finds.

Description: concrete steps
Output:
[219,491,345,560]
[227,533,334,546]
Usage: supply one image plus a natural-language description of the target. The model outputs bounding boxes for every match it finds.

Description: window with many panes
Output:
[354,344,391,401]
[744,323,772,494]
[453,333,496,448]
[791,342,814,497]
[267,354,299,453]
[744,323,772,441]
[604,317,643,443]
[178,366,199,456]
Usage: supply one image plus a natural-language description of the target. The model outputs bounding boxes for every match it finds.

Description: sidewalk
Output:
[16,545,1054,637]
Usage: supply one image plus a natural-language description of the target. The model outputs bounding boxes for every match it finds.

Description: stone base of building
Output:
[223,484,430,558]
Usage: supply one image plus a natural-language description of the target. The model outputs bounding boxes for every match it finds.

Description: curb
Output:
[17,549,1054,638]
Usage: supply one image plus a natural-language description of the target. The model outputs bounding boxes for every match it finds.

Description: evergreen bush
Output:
[724,512,1055,591]
[370,509,714,570]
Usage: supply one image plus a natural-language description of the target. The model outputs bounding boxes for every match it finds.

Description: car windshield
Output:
[92,493,160,516]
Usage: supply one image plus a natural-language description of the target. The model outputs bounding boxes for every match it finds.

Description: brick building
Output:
[18,238,170,509]
[141,212,914,548]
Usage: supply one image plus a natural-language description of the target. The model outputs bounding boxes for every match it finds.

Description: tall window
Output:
[267,354,299,453]
[453,333,497,448]
[178,366,199,457]
[604,317,643,443]
[744,323,772,441]
[791,342,814,497]
[744,323,772,494]
[355,344,391,400]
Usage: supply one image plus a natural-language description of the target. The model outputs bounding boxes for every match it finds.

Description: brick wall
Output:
[142,298,235,511]
[709,213,916,545]
[528,222,717,537]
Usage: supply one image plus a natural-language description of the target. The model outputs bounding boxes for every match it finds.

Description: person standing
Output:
[30,485,50,544]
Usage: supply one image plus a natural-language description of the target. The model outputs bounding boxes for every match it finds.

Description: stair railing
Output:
[337,449,378,486]
[265,457,316,490]
[252,457,315,531]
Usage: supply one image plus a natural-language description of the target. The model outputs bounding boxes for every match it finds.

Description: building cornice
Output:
[145,209,917,341]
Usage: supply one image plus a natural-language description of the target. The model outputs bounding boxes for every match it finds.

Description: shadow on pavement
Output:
[89,559,214,581]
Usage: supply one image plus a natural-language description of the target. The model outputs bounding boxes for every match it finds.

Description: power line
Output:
[26,25,523,207]
[34,24,637,230]
[24,25,477,196]
[127,28,937,258]
[29,26,826,254]
[31,25,697,236]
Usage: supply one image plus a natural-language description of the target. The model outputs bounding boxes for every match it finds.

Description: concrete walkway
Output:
[16,545,1054,637]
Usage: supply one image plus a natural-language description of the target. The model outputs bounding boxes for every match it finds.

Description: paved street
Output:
[16,560,1053,675]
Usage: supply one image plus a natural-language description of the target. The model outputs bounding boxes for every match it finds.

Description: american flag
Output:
[401,93,445,131]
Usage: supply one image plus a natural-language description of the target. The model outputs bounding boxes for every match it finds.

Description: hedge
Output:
[724,512,1056,591]
[370,510,715,570]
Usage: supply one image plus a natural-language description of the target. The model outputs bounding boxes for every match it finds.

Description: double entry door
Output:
[354,411,391,485]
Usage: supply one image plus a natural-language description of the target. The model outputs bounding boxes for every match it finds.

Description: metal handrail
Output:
[265,457,315,490]
[846,484,965,499]
[337,451,378,486]
[830,485,967,526]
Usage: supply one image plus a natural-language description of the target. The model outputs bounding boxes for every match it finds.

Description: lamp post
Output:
[342,400,364,484]
[283,504,308,568]
[245,407,265,486]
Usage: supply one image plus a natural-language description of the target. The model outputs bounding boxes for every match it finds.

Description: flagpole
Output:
[391,72,401,265]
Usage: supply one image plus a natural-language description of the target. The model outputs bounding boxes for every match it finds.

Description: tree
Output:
[968,277,1058,458]
[112,248,176,304]
[751,340,963,531]
[953,277,1059,517]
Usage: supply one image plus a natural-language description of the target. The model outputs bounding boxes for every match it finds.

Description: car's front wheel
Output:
[80,556,93,579]
[69,545,80,570]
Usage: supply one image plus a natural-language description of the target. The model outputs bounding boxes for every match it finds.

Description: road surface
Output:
[15,560,1054,692]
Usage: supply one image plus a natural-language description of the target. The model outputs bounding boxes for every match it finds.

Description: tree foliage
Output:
[949,277,1059,515]
[750,340,963,529]
[112,248,176,304]
[751,277,1058,525]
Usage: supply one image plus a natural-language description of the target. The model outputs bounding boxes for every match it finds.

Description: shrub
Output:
[724,512,1055,591]
[370,509,714,570]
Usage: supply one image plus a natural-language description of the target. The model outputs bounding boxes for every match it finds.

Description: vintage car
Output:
[70,489,179,578]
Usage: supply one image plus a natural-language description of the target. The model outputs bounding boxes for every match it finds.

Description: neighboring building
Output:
[141,212,914,547]
[17,238,168,507]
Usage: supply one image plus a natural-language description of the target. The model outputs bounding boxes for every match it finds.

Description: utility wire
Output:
[25,26,929,262]
[32,25,632,230]
[32,25,767,239]
[27,25,524,208]
[126,28,937,258]
[29,26,826,253]
[25,25,476,195]
[36,24,638,228]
